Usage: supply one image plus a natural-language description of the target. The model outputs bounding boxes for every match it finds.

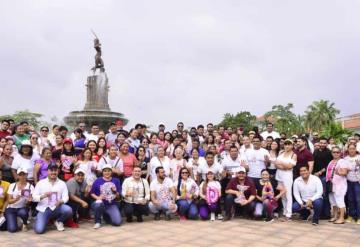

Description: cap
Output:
[235,166,246,173]
[17,167,28,174]
[47,163,59,170]
[74,168,86,175]
[63,138,73,144]
[102,164,113,170]
[284,139,294,145]
[291,135,299,139]
[206,170,215,174]
[248,131,255,135]
[21,140,32,147]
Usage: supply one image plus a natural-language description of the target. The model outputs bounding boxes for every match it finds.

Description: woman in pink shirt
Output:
[119,143,138,178]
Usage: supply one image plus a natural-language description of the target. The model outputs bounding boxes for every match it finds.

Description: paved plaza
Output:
[1,218,360,247]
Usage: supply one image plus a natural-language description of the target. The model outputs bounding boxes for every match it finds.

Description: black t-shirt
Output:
[313,149,332,174]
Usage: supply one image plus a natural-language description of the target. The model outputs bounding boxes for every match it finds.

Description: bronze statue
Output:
[91,30,105,72]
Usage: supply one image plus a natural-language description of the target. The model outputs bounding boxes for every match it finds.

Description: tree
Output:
[263,103,304,136]
[304,100,340,133]
[218,111,257,133]
[321,122,353,144]
[0,110,43,129]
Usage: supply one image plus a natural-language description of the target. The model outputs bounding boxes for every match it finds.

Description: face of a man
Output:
[319,140,327,150]
[237,171,246,181]
[230,148,238,160]
[157,169,165,179]
[252,138,261,149]
[205,155,214,166]
[300,167,310,179]
[132,168,141,179]
[197,127,204,136]
[1,121,9,131]
[75,172,85,183]
[267,124,273,132]
[79,123,86,131]
[109,147,118,158]
[207,124,214,133]
[16,125,25,135]
[91,125,100,135]
[177,123,184,132]
[110,125,117,133]
[297,139,305,149]
[48,168,59,180]
[243,136,251,146]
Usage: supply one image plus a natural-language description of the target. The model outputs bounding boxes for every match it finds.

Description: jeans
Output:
[224,194,255,218]
[91,202,122,226]
[254,199,278,219]
[176,199,198,219]
[292,198,323,224]
[5,207,29,233]
[149,201,172,215]
[67,200,90,222]
[198,199,220,220]
[347,181,360,220]
[319,176,331,219]
[123,202,149,218]
[34,204,73,234]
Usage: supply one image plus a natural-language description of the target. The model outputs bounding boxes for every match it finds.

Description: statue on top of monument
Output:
[91,30,105,73]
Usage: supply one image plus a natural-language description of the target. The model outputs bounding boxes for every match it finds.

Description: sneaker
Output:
[217,214,223,220]
[210,213,215,221]
[346,216,354,223]
[265,218,274,223]
[93,223,101,229]
[22,224,28,232]
[312,222,319,226]
[356,219,360,225]
[54,221,65,231]
[179,216,187,221]
[136,216,143,223]
[65,219,79,228]
[154,213,160,221]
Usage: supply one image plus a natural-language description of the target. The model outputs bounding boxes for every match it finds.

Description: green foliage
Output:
[321,122,353,144]
[263,103,305,136]
[0,110,43,129]
[218,111,257,133]
[304,100,340,133]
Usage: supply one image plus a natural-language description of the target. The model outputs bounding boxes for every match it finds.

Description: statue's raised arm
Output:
[91,30,105,72]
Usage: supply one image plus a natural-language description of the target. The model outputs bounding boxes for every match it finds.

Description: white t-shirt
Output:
[78,160,98,185]
[197,162,223,181]
[169,158,188,182]
[7,182,34,208]
[199,180,221,200]
[187,157,207,177]
[149,156,171,182]
[97,156,123,171]
[150,177,175,203]
[244,148,270,178]
[174,178,199,200]
[275,152,296,182]
[221,155,246,178]
[12,153,40,180]
[260,131,280,140]
[345,155,360,182]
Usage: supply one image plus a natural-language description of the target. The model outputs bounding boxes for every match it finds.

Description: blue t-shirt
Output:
[90,177,121,205]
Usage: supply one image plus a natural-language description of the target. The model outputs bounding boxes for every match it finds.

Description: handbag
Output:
[326,161,337,193]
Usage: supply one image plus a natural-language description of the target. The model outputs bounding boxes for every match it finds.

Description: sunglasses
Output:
[332,151,340,154]
[178,125,184,128]
[41,129,49,132]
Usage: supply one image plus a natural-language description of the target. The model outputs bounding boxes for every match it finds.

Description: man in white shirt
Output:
[260,123,280,140]
[197,152,224,184]
[86,123,100,142]
[244,137,270,184]
[33,163,72,234]
[122,166,150,223]
[149,167,177,221]
[293,165,323,225]
[105,122,118,145]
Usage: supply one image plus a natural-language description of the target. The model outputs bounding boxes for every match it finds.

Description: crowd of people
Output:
[0,119,359,234]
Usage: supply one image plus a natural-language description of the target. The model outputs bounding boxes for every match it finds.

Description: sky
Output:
[0,0,359,130]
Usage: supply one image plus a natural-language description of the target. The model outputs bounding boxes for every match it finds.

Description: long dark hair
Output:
[177,167,190,196]
[81,148,93,161]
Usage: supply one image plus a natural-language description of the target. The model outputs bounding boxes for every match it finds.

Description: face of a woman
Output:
[141,139,148,146]
[44,150,52,160]
[99,139,106,147]
[75,132,81,138]
[18,172,28,182]
[22,146,31,155]
[3,145,12,156]
[117,135,126,143]
[271,142,278,151]
[138,148,145,156]
[88,142,97,152]
[55,135,63,145]
[102,168,112,179]
[284,143,293,152]
[192,150,199,159]
[175,148,183,159]
[0,138,6,147]
[165,133,171,141]
[84,150,92,160]
[151,135,157,144]
[209,146,217,154]
[31,135,38,144]
[121,144,129,154]
[208,136,214,143]
[332,148,341,159]
[158,132,165,140]
[64,142,72,151]
[181,169,189,179]
[261,171,270,181]
[206,172,214,181]
[157,148,165,158]
[109,147,118,157]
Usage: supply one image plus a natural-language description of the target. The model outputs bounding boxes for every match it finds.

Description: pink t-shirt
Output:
[326,159,348,196]
[121,153,137,177]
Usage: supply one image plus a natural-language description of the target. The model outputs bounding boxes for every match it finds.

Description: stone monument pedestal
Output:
[64,71,128,131]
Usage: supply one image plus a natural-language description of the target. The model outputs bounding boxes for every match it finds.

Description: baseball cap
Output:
[17,167,28,174]
[21,140,32,147]
[235,166,246,173]
[102,164,113,170]
[74,168,86,175]
[63,138,73,144]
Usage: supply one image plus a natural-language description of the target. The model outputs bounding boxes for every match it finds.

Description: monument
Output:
[64,34,128,131]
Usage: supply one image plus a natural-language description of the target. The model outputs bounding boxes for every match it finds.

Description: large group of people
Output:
[0,119,359,234]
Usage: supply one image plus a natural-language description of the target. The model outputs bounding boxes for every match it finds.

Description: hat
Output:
[63,138,73,144]
[248,131,255,135]
[291,135,298,139]
[313,132,319,136]
[206,170,215,175]
[21,140,32,147]
[74,168,85,175]
[102,164,113,170]
[17,167,28,174]
[284,139,294,145]
[47,163,58,170]
[235,166,246,173]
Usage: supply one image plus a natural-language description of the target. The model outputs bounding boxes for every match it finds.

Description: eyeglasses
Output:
[332,151,340,154]
[181,172,189,174]
[178,125,184,128]
[31,137,38,140]
[41,129,49,132]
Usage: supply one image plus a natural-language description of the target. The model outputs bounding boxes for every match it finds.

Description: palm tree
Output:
[304,100,340,133]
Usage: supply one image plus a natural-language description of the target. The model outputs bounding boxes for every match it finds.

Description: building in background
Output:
[338,113,360,133]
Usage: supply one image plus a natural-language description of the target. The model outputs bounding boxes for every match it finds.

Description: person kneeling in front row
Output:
[223,166,256,221]
[293,165,323,225]
[90,164,122,229]
[122,166,150,223]
[32,163,73,234]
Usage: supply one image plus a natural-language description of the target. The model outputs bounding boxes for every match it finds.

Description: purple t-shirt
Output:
[37,159,49,180]
[90,177,121,205]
